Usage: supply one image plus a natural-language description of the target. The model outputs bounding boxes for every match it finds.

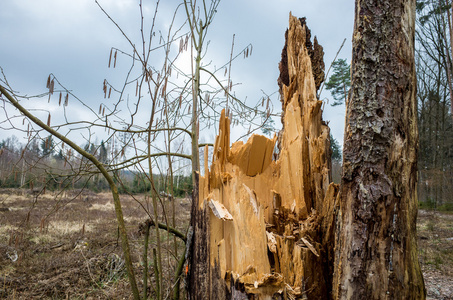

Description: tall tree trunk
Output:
[333,0,425,299]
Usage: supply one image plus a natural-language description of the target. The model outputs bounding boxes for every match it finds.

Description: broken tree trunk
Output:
[188,14,338,299]
[333,0,426,299]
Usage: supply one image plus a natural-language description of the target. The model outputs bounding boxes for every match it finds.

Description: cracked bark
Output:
[333,0,426,299]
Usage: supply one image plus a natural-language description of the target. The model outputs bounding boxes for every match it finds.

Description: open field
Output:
[0,189,191,299]
[0,189,452,299]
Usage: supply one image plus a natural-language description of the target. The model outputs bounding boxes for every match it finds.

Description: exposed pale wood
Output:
[189,14,338,299]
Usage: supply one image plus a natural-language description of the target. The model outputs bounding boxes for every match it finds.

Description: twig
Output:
[49,243,64,250]
[226,34,235,111]
[318,38,346,98]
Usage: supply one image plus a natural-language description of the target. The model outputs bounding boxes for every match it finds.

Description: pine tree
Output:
[325,58,351,106]
[330,133,341,161]
[41,135,54,157]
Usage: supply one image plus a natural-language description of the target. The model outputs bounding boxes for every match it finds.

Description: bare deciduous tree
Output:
[0,1,271,299]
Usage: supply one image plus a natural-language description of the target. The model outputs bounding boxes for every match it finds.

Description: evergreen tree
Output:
[41,135,54,157]
[330,133,342,161]
[99,140,108,163]
[325,58,351,106]
[56,149,64,161]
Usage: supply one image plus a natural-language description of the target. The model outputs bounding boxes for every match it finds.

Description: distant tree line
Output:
[0,135,192,196]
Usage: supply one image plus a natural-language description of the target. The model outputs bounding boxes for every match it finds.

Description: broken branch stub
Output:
[189,13,338,299]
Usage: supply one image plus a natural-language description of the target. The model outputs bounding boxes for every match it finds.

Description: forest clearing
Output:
[0,190,191,299]
[0,191,451,299]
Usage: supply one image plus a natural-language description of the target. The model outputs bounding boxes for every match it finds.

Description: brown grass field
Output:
[0,189,190,299]
[0,189,452,299]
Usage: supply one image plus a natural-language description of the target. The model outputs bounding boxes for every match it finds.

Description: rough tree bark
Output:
[333,0,426,299]
[188,14,338,299]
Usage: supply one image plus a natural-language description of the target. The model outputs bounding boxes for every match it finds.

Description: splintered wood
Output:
[192,14,338,299]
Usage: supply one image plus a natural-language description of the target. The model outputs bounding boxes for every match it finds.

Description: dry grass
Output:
[89,201,115,212]
[2,189,451,299]
[0,190,190,299]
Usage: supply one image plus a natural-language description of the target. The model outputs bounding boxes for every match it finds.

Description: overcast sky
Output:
[0,0,354,146]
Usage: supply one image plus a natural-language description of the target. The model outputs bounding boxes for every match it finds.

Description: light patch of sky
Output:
[1,0,354,152]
